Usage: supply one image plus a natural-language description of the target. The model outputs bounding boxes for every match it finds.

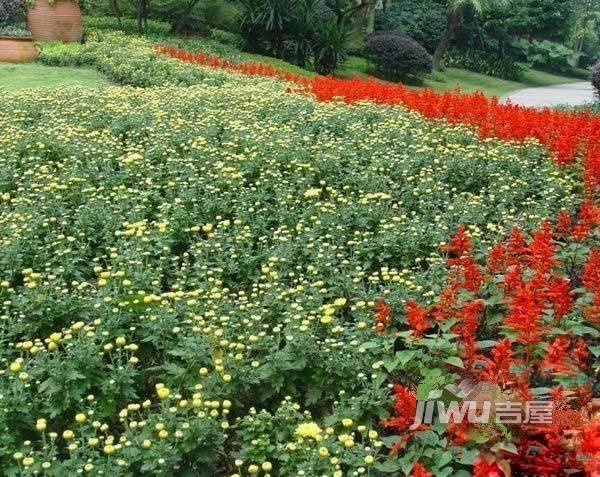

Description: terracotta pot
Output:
[27,0,83,42]
[0,37,40,63]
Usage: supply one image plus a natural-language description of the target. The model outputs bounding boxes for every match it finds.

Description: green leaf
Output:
[492,441,518,455]
[589,345,600,357]
[457,448,479,465]
[374,460,403,473]
[444,356,464,368]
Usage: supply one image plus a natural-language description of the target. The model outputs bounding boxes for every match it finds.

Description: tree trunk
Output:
[366,4,375,34]
[173,0,199,33]
[137,1,143,33]
[433,9,463,71]
[110,0,123,28]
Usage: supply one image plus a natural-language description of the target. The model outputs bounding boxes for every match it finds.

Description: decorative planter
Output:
[0,36,40,63]
[27,0,82,42]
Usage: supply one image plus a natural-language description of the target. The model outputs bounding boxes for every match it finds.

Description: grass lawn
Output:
[0,46,585,99]
[335,56,587,98]
[0,63,110,90]
[423,67,588,97]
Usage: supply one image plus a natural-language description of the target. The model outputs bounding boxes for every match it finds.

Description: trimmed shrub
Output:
[0,0,24,24]
[592,62,600,98]
[443,48,526,81]
[374,0,445,53]
[364,30,432,81]
[0,24,29,36]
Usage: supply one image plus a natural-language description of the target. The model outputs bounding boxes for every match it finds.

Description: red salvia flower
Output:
[442,225,472,260]
[506,227,529,265]
[529,220,555,274]
[503,281,546,346]
[384,385,417,433]
[480,338,513,383]
[573,200,600,241]
[573,338,589,369]
[541,335,571,374]
[487,242,508,274]
[374,298,393,333]
[584,458,600,477]
[405,300,430,337]
[556,210,573,237]
[453,299,484,368]
[585,290,600,324]
[580,419,600,456]
[448,255,483,293]
[430,282,459,322]
[410,462,432,477]
[582,249,600,291]
[473,457,503,477]
[460,256,484,293]
[502,264,523,296]
[547,275,574,322]
[446,421,470,445]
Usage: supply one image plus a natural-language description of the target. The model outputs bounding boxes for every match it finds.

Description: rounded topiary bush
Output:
[592,62,600,97]
[364,30,432,81]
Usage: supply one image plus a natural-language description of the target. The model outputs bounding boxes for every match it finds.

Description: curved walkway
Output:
[501,81,595,108]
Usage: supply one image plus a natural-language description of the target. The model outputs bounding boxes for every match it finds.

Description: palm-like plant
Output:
[314,17,352,74]
[284,0,320,67]
[433,0,509,70]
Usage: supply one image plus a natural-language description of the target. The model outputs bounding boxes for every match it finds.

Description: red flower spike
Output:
[556,211,573,236]
[374,298,393,333]
[506,227,529,265]
[410,462,433,477]
[581,419,600,456]
[582,249,600,291]
[503,281,546,347]
[473,457,504,477]
[573,338,589,369]
[529,220,555,274]
[383,385,418,433]
[487,242,508,274]
[442,225,472,259]
[541,335,571,374]
[405,300,431,337]
[547,276,574,322]
[573,201,600,241]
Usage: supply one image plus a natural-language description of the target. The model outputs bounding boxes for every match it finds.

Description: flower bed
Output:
[156,44,600,187]
[0,33,597,476]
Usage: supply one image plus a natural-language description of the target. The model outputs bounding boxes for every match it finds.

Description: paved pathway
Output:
[501,81,595,108]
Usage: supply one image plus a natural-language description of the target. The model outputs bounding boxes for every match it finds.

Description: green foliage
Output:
[593,61,600,96]
[374,0,446,52]
[84,15,172,36]
[0,27,587,475]
[313,17,352,75]
[443,47,526,80]
[209,28,245,49]
[196,0,241,31]
[38,41,90,66]
[517,38,578,73]
[0,0,25,25]
[237,0,354,72]
[0,24,30,37]
[364,31,433,81]
[39,29,225,86]
[505,0,576,43]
